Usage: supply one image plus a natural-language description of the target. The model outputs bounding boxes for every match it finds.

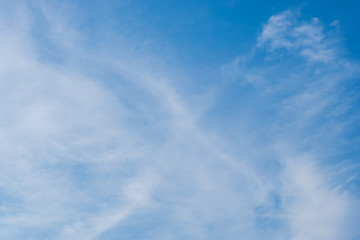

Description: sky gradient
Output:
[0,0,360,239]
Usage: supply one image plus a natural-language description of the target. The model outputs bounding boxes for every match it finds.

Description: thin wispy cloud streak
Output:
[0,1,359,240]
[222,8,360,240]
[259,10,359,240]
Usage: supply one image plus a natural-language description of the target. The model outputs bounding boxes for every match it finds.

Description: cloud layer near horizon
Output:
[0,2,359,240]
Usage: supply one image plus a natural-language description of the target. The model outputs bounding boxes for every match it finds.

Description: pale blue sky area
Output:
[0,1,359,239]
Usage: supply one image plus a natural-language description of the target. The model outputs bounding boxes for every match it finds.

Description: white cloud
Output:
[221,9,360,240]
[1,3,359,240]
[258,11,336,62]
[0,2,271,239]
[330,20,340,28]
[257,11,295,50]
[275,147,350,240]
[0,2,158,239]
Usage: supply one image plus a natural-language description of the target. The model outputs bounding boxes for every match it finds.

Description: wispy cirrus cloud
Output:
[0,2,269,239]
[258,10,360,240]
[221,9,360,240]
[0,2,159,239]
[0,2,359,240]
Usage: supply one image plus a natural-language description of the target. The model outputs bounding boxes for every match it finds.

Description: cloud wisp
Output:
[222,9,360,240]
[0,3,359,240]
[0,2,268,239]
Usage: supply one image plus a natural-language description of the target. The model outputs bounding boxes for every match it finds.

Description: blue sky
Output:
[0,0,360,239]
